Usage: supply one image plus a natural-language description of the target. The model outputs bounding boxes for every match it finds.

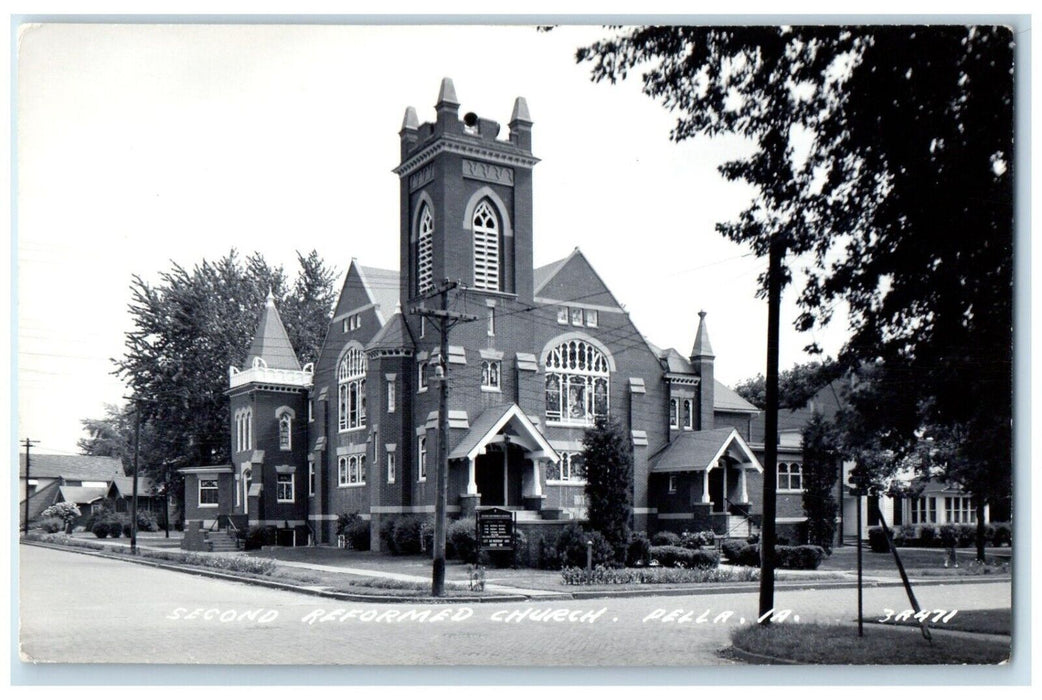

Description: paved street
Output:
[19,544,1011,666]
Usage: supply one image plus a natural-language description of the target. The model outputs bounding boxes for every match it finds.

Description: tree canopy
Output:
[734,360,842,410]
[109,250,337,496]
[578,25,1013,508]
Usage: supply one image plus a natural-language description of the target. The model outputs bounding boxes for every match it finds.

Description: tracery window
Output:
[338,347,367,432]
[472,200,500,291]
[778,462,803,491]
[278,411,292,450]
[546,451,585,482]
[417,204,434,295]
[481,360,501,391]
[544,339,610,425]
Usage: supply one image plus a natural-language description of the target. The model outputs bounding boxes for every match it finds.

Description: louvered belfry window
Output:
[472,200,500,291]
[417,204,434,295]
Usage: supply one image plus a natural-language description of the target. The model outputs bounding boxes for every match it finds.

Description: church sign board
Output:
[476,507,515,551]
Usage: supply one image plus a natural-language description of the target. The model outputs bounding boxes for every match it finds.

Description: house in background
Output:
[19,454,123,525]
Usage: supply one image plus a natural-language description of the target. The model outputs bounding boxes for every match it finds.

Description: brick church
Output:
[180,79,810,549]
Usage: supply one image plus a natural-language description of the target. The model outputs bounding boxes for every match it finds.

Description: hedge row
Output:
[868,523,1011,553]
[648,545,719,569]
[561,564,757,585]
[720,542,826,570]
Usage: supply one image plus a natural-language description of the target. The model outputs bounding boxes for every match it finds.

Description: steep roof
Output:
[366,312,411,351]
[357,265,400,326]
[691,310,715,358]
[109,476,156,498]
[649,427,762,473]
[57,485,108,505]
[245,292,301,371]
[714,381,760,413]
[19,454,124,480]
[533,255,570,295]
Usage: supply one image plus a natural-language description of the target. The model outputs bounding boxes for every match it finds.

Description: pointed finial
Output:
[266,288,275,304]
[402,106,419,131]
[510,96,532,123]
[437,77,458,106]
[698,309,706,320]
[395,301,402,315]
[692,310,715,359]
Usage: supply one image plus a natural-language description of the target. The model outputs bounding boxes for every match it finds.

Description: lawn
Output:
[732,622,1010,664]
[819,546,1011,575]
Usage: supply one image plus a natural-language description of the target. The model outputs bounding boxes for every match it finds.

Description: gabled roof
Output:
[108,476,156,499]
[448,404,558,463]
[366,312,411,351]
[649,427,763,473]
[533,255,571,295]
[19,454,123,480]
[356,265,400,326]
[245,292,301,371]
[714,381,760,414]
[57,485,108,505]
[532,248,623,310]
[661,348,693,374]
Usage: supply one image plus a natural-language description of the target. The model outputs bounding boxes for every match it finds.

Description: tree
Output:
[111,249,337,511]
[734,360,842,410]
[801,413,839,553]
[577,24,1013,561]
[582,416,633,563]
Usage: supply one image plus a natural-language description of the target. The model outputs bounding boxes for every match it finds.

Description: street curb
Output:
[726,645,799,665]
[21,539,1011,604]
[20,541,529,605]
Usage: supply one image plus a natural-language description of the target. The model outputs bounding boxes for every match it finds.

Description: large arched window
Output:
[235,408,252,453]
[338,347,367,431]
[472,200,500,291]
[417,204,434,295]
[544,339,610,425]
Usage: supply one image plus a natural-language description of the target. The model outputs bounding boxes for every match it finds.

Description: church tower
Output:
[393,78,539,309]
[691,310,715,430]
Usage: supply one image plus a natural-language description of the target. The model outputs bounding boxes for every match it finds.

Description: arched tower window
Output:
[472,200,500,291]
[338,347,367,432]
[417,204,434,295]
[276,408,294,451]
[544,339,610,425]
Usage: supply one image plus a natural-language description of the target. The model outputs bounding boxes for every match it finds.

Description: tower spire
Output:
[691,310,715,359]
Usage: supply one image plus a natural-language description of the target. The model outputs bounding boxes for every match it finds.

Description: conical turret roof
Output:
[690,310,715,359]
[245,290,302,371]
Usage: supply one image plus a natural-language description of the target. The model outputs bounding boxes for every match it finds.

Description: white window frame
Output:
[308,460,315,496]
[778,462,803,492]
[585,309,598,328]
[682,399,693,430]
[945,496,975,524]
[387,378,396,413]
[570,308,584,326]
[472,200,501,291]
[547,451,586,484]
[418,436,427,482]
[911,496,936,524]
[487,306,495,337]
[198,479,219,508]
[417,204,434,295]
[481,359,501,392]
[338,347,367,432]
[668,474,678,494]
[276,473,295,503]
[669,398,679,429]
[387,450,396,484]
[557,307,569,325]
[278,411,292,451]
[417,361,428,393]
[544,339,611,426]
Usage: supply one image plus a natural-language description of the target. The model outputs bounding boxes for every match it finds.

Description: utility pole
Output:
[131,402,142,555]
[758,234,783,624]
[411,279,477,597]
[22,438,39,535]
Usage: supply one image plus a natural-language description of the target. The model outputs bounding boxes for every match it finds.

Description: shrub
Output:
[244,525,277,550]
[626,531,653,567]
[447,518,479,562]
[337,512,362,536]
[553,523,616,568]
[511,528,530,568]
[344,518,371,551]
[679,530,715,550]
[561,564,759,585]
[919,524,938,546]
[36,518,65,534]
[537,534,561,570]
[390,516,434,555]
[108,520,124,538]
[92,522,110,538]
[135,510,160,532]
[721,540,745,564]
[379,517,398,554]
[892,524,916,546]
[867,526,891,553]
[650,545,719,569]
[736,544,761,567]
[938,524,959,548]
[775,545,826,570]
[40,502,81,526]
[650,531,680,547]
[956,524,976,547]
[992,523,1012,546]
[746,533,760,544]
[183,553,277,576]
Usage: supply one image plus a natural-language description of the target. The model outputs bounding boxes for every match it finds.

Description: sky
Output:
[14,22,859,457]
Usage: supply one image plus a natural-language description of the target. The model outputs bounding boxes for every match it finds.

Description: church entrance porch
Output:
[449,404,559,518]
